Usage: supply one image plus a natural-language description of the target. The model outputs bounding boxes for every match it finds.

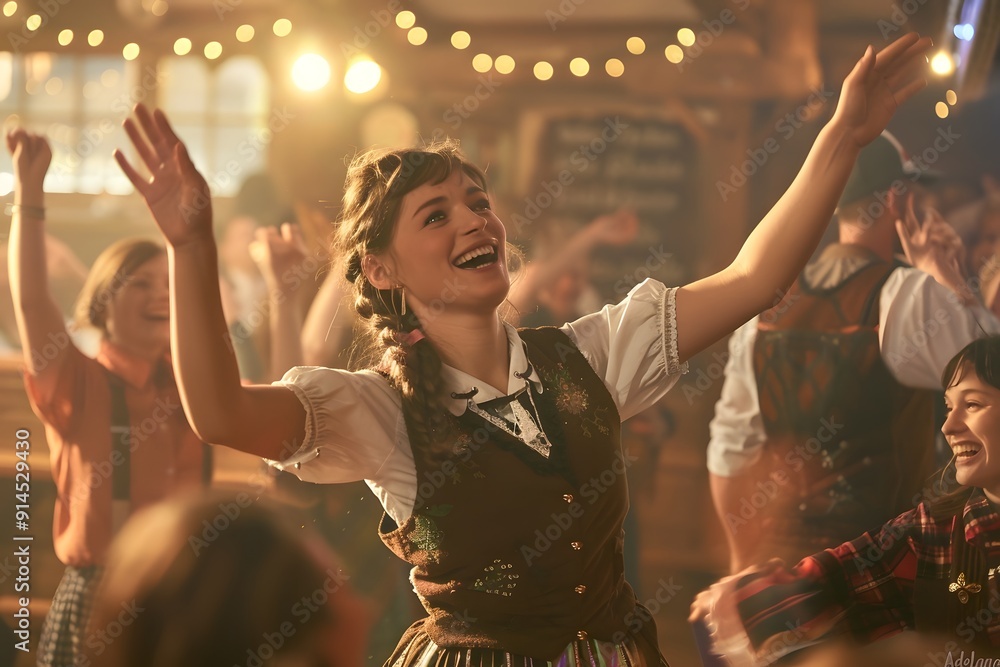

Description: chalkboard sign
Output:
[514,113,698,301]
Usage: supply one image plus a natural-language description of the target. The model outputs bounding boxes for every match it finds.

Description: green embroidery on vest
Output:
[411,505,453,563]
[542,364,590,415]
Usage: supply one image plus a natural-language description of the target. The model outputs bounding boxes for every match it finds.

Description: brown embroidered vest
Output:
[379,327,661,661]
[751,258,935,564]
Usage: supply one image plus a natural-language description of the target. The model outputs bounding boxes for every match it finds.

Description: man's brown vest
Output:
[379,328,664,662]
[751,258,936,564]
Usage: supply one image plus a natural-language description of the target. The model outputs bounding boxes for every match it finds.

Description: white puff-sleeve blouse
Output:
[267,278,687,525]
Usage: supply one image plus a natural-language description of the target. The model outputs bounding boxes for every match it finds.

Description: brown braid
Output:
[333,141,491,459]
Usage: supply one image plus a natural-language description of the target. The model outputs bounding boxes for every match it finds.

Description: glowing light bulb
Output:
[533,61,553,81]
[626,37,645,55]
[931,51,955,76]
[292,53,331,91]
[570,57,589,76]
[395,11,415,29]
[344,58,381,94]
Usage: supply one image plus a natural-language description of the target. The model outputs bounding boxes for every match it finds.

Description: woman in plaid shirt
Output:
[692,335,1000,665]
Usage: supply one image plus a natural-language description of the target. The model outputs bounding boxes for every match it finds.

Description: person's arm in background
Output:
[301,269,351,368]
[689,507,921,666]
[507,207,639,323]
[249,222,316,381]
[883,202,1000,388]
[707,318,769,573]
[6,130,74,383]
[896,196,974,304]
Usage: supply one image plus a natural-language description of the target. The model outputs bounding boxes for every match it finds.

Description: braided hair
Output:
[335,141,490,458]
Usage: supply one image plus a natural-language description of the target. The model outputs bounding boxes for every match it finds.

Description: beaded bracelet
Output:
[5,204,45,218]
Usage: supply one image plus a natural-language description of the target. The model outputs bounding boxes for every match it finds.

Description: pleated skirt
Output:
[384,619,669,667]
[37,565,103,667]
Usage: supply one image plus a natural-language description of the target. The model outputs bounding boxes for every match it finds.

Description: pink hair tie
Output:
[401,329,426,347]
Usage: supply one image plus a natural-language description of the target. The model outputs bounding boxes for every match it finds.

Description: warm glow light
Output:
[25,13,39,31]
[665,45,684,64]
[2,2,16,18]
[935,101,949,118]
[44,77,62,95]
[407,27,427,45]
[395,11,415,29]
[88,30,104,47]
[569,57,589,76]
[533,61,553,81]
[344,58,381,94]
[173,38,191,56]
[101,69,119,87]
[122,42,140,60]
[495,55,515,74]
[204,41,222,60]
[678,28,696,46]
[273,19,292,37]
[236,24,255,42]
[472,53,492,73]
[946,89,958,105]
[57,29,73,46]
[605,58,624,77]
[931,51,955,75]
[451,30,471,49]
[150,0,168,16]
[292,53,331,91]
[626,37,645,55]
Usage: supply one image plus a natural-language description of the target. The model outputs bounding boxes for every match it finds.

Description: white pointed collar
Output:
[440,322,544,417]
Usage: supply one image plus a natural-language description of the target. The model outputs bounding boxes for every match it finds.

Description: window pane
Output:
[82,57,135,116]
[160,57,209,115]
[24,53,75,115]
[79,120,132,194]
[213,56,269,116]
[172,123,208,171]
[44,122,80,193]
[0,52,14,102]
[211,124,268,195]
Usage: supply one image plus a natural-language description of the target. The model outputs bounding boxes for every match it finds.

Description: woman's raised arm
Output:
[6,130,73,381]
[114,104,304,459]
[675,33,932,363]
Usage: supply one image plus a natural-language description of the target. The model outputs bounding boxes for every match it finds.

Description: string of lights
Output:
[0,0,974,115]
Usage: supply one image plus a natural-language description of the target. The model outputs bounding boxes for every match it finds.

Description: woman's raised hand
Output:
[114,104,213,247]
[832,32,932,148]
[250,223,310,294]
[6,129,52,200]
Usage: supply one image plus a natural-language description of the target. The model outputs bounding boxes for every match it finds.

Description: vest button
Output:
[562,494,574,503]
[575,584,587,594]
[571,541,583,551]
[576,630,588,640]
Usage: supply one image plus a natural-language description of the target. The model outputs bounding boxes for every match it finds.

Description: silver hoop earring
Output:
[399,285,406,316]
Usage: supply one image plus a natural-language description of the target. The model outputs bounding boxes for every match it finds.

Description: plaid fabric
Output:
[729,489,1000,657]
[37,566,103,667]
